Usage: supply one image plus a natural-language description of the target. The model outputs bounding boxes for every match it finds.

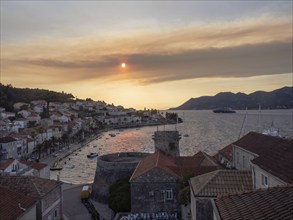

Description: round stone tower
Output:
[91,152,149,203]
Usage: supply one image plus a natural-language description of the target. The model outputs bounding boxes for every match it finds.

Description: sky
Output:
[1,1,292,110]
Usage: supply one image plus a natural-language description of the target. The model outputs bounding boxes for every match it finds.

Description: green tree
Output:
[108,179,131,213]
[178,174,193,205]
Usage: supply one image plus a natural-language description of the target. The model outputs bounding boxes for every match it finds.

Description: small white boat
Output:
[87,153,98,158]
[262,122,280,137]
[67,164,75,169]
[50,162,63,171]
[92,144,97,148]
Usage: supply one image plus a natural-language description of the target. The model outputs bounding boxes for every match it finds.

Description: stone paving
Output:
[62,184,91,220]
[62,183,114,220]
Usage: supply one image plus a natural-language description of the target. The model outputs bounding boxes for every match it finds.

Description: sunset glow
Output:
[1,1,292,109]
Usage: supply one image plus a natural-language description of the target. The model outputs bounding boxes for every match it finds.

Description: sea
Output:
[50,109,293,184]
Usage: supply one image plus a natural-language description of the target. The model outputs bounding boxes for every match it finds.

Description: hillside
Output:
[0,84,75,111]
[170,87,293,110]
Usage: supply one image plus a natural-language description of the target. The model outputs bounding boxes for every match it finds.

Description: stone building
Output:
[130,150,219,214]
[0,176,63,220]
[152,130,181,157]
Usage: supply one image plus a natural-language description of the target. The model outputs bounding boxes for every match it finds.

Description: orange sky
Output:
[1,1,292,109]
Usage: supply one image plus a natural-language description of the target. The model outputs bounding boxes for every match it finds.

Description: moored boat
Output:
[50,162,63,171]
[87,152,98,158]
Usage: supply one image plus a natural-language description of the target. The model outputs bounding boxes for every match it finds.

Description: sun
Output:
[121,63,126,68]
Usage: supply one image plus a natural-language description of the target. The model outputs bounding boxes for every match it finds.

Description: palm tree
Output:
[36,143,44,160]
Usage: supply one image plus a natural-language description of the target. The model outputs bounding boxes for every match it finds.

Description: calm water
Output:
[51,110,293,184]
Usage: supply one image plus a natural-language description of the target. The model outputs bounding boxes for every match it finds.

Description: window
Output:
[242,155,246,168]
[261,174,268,187]
[165,189,173,200]
[160,190,165,201]
[149,191,154,197]
[169,143,176,150]
[54,209,58,218]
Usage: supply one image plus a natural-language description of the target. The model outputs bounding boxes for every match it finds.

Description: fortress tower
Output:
[152,130,181,156]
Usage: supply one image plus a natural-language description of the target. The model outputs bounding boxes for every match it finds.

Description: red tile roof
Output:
[215,185,293,220]
[0,159,15,170]
[0,136,17,143]
[190,170,252,197]
[20,160,48,170]
[234,132,293,183]
[0,186,36,220]
[233,132,289,156]
[130,150,219,181]
[251,140,293,183]
[0,176,61,198]
[130,150,180,181]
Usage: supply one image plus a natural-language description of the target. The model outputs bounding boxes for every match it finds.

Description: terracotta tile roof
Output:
[27,137,34,142]
[20,160,48,171]
[0,186,36,220]
[0,159,15,170]
[251,140,293,183]
[130,150,180,181]
[130,150,219,181]
[218,144,233,161]
[0,136,17,143]
[0,176,61,198]
[215,185,293,220]
[233,131,289,156]
[190,170,252,197]
[234,132,293,183]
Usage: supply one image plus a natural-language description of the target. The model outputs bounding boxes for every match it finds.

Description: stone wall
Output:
[131,168,179,213]
[153,131,181,156]
[91,152,149,203]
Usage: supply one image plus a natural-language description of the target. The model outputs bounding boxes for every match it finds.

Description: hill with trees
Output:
[170,87,293,110]
[0,84,75,111]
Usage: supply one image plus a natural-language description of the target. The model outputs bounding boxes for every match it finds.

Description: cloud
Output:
[2,16,292,85]
[6,41,291,85]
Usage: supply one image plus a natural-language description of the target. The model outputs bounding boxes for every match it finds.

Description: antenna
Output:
[238,107,248,139]
[258,104,262,133]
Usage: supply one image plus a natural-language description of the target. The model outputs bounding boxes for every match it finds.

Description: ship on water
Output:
[213,107,236,113]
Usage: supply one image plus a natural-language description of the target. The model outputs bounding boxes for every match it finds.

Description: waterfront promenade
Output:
[40,133,100,167]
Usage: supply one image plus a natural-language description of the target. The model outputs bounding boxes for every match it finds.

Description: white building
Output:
[232,132,293,189]
[0,136,27,159]
[103,115,141,126]
[0,111,16,119]
[14,118,28,129]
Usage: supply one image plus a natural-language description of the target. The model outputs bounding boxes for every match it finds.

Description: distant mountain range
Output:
[170,87,293,110]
